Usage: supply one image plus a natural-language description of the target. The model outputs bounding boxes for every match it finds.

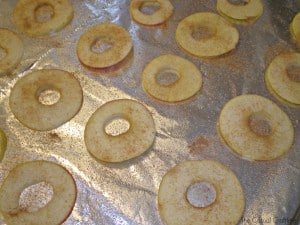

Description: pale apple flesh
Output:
[9,69,83,131]
[0,160,77,225]
[176,12,239,57]
[158,160,245,225]
[0,128,7,162]
[13,0,73,36]
[0,28,23,75]
[76,23,132,68]
[84,99,156,162]
[265,52,300,106]
[216,0,263,24]
[142,54,202,102]
[129,0,173,26]
[219,94,294,161]
[290,13,300,46]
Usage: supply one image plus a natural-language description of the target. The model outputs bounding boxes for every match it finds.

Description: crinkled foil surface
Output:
[0,0,300,224]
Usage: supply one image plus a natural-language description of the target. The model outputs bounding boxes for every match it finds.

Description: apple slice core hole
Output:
[19,181,54,213]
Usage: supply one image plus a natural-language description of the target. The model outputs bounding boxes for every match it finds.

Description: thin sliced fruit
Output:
[176,12,239,57]
[9,69,83,131]
[158,160,245,225]
[290,12,300,46]
[219,94,294,161]
[217,0,263,24]
[265,52,300,106]
[129,0,173,26]
[13,0,73,36]
[76,23,132,69]
[0,28,23,75]
[142,54,202,102]
[84,99,156,162]
[0,128,7,162]
[0,160,77,225]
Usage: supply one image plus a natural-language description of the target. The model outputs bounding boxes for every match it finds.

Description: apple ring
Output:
[217,0,263,24]
[9,69,83,131]
[0,128,7,162]
[0,160,77,225]
[219,94,294,161]
[158,160,245,225]
[13,0,73,36]
[84,99,156,163]
[142,54,202,102]
[290,12,300,46]
[265,52,300,106]
[76,23,132,69]
[129,0,173,26]
[0,28,23,75]
[176,12,239,57]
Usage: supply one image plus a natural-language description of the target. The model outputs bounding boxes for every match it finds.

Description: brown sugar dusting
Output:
[48,132,62,141]
[248,112,273,137]
[287,65,300,82]
[189,136,209,154]
[23,18,32,29]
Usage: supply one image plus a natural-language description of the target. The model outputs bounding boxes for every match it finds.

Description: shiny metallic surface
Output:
[0,0,299,224]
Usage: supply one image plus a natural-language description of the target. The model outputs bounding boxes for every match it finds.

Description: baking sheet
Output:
[0,0,300,224]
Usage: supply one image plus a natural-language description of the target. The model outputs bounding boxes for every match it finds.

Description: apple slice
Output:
[129,0,173,26]
[77,23,132,69]
[0,28,23,75]
[142,54,202,102]
[217,0,263,24]
[176,12,239,57]
[219,94,294,161]
[265,52,300,106]
[84,99,156,162]
[0,128,7,162]
[9,69,83,131]
[13,0,73,36]
[0,160,77,225]
[158,160,245,225]
[290,13,300,46]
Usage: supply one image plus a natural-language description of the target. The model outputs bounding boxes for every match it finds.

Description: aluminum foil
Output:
[0,0,300,224]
